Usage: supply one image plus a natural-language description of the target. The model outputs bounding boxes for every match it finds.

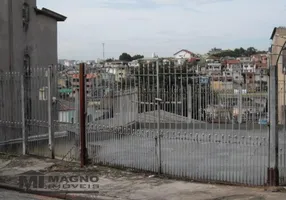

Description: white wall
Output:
[174,51,193,59]
[254,74,268,82]
[242,63,255,73]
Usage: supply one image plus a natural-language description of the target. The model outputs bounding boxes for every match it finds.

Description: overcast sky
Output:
[37,0,286,60]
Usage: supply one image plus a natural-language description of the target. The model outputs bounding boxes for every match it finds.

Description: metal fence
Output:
[0,61,285,186]
[85,61,271,186]
[0,67,79,161]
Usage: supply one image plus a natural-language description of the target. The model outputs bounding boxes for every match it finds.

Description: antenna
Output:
[102,43,105,60]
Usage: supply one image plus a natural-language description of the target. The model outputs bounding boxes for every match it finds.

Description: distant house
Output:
[58,100,106,124]
[237,57,252,62]
[223,59,243,83]
[244,72,256,92]
[236,57,255,73]
[206,56,220,63]
[173,49,200,63]
[224,59,241,72]
[206,63,221,74]
[254,69,268,92]
[58,100,75,123]
[242,62,255,73]
[71,73,97,97]
[252,54,268,69]
[105,61,129,82]
[255,68,268,83]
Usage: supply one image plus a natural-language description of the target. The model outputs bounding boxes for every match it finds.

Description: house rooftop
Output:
[225,60,240,64]
[34,7,67,22]
[58,100,75,111]
[174,49,195,56]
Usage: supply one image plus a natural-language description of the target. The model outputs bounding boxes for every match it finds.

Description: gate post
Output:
[79,63,87,167]
[156,60,162,174]
[47,66,55,159]
[21,75,27,155]
[268,64,279,186]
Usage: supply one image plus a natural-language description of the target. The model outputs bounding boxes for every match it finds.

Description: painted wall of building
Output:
[211,81,233,91]
[271,28,286,124]
[59,110,74,123]
[0,0,58,73]
[174,51,193,59]
[106,67,128,82]
[0,0,63,139]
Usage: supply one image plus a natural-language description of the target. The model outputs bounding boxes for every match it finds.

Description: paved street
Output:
[0,189,59,200]
[1,125,286,186]
[88,128,286,186]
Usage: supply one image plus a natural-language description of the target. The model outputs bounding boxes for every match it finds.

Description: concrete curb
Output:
[0,183,108,200]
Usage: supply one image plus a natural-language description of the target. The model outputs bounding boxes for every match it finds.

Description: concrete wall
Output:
[98,91,138,127]
[0,0,62,142]
[112,92,138,126]
[34,15,58,66]
[0,0,58,72]
[0,0,9,73]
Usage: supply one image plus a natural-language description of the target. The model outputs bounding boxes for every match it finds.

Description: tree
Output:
[119,53,132,61]
[132,54,144,60]
[213,47,262,58]
[238,47,246,56]
[208,47,222,55]
[105,58,114,62]
[245,47,257,56]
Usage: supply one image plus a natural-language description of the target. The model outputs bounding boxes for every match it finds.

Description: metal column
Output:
[79,63,87,167]
[268,64,279,186]
[48,67,54,159]
[21,75,27,155]
[156,60,162,174]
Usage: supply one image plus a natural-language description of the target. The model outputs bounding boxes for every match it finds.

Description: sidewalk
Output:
[0,153,286,200]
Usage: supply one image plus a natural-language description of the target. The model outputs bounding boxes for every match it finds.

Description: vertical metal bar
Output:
[268,64,279,186]
[21,75,27,155]
[156,60,162,174]
[47,67,54,158]
[238,83,242,124]
[199,75,201,129]
[260,70,262,133]
[278,70,286,172]
[80,63,87,167]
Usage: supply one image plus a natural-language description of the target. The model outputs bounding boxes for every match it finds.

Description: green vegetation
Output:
[119,53,144,61]
[212,47,267,58]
